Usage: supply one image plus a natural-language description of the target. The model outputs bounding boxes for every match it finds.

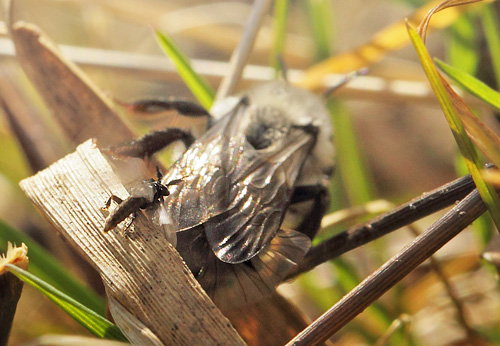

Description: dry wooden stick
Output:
[289,173,477,278]
[20,140,245,346]
[286,188,486,346]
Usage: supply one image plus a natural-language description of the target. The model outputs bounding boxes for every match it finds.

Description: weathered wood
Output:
[20,140,245,346]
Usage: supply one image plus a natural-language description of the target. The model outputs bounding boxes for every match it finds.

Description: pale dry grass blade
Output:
[215,0,273,100]
[19,140,245,346]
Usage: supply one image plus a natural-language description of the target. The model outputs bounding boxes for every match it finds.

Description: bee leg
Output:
[101,195,123,211]
[120,98,211,119]
[291,184,330,239]
[107,128,196,159]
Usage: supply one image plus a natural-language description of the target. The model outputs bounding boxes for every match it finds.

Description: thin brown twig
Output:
[286,188,486,346]
[287,173,476,279]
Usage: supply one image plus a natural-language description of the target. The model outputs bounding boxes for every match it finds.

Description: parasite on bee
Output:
[108,80,335,312]
[102,166,180,242]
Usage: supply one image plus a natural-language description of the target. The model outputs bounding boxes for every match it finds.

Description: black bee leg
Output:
[107,128,196,159]
[153,166,181,186]
[290,184,330,239]
[101,195,123,211]
[121,98,211,119]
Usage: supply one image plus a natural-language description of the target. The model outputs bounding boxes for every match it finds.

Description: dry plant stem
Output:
[0,37,484,107]
[0,271,23,346]
[290,173,476,278]
[406,224,481,345]
[20,140,245,346]
[215,0,273,100]
[373,315,411,346]
[10,22,135,147]
[286,188,486,346]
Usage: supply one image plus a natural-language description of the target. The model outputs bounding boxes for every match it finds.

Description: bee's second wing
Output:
[196,229,310,313]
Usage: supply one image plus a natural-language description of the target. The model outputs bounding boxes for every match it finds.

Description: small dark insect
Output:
[102,166,180,234]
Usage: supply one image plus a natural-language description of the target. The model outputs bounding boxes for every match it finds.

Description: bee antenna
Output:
[155,165,163,181]
[323,68,368,98]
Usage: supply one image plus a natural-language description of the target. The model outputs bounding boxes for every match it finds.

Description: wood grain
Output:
[20,140,245,346]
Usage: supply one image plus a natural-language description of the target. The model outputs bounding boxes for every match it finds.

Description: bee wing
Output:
[164,102,316,264]
[197,229,310,312]
[203,127,315,264]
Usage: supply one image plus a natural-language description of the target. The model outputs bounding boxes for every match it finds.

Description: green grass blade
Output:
[480,3,500,89]
[0,220,105,316]
[0,136,30,184]
[306,0,334,60]
[270,0,289,77]
[437,58,499,245]
[446,12,479,76]
[155,31,215,109]
[435,59,500,168]
[408,22,500,231]
[436,59,500,111]
[6,264,127,341]
[329,100,375,206]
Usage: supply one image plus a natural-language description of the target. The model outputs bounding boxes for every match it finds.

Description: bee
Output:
[107,80,334,312]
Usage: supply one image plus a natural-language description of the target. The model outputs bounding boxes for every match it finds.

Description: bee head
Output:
[244,105,290,150]
[245,81,335,177]
[210,80,335,178]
